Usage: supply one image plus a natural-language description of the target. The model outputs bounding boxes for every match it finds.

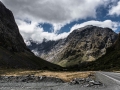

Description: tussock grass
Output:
[0,69,94,82]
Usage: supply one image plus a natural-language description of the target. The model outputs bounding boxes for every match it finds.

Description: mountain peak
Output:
[74,25,95,32]
[80,25,94,29]
[28,25,118,67]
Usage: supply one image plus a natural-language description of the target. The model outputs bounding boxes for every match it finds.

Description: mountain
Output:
[28,25,118,67]
[0,1,61,70]
[69,33,120,71]
[86,33,120,71]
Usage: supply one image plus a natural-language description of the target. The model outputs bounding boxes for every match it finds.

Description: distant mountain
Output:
[0,1,61,70]
[28,25,118,67]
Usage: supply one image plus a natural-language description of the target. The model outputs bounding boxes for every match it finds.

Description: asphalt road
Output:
[96,71,120,90]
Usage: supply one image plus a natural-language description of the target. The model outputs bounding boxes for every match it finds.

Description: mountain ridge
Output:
[29,25,118,67]
[0,1,61,70]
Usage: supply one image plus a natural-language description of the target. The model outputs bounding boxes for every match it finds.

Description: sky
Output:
[1,0,120,45]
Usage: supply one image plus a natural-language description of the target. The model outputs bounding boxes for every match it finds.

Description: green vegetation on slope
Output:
[67,34,120,71]
[89,34,120,70]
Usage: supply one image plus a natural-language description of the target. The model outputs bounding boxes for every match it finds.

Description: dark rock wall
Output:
[0,1,30,52]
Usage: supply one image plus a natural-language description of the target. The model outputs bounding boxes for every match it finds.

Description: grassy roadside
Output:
[0,69,94,82]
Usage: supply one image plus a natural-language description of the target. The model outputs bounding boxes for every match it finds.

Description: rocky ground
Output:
[0,75,64,83]
[0,74,105,90]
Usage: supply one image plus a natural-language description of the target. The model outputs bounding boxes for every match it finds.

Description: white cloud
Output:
[2,0,120,44]
[109,1,120,16]
[17,19,69,43]
[70,20,120,32]
[52,23,65,33]
[2,0,113,32]
[17,19,120,44]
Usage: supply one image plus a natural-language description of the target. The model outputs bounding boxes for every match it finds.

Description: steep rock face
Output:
[76,33,120,71]
[29,25,118,67]
[0,1,30,52]
[61,26,117,62]
[30,25,118,67]
[95,33,120,70]
[0,1,61,70]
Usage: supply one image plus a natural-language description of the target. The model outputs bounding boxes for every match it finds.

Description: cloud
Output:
[2,0,120,44]
[70,20,120,32]
[17,19,120,44]
[17,19,69,43]
[109,1,120,16]
[2,0,112,32]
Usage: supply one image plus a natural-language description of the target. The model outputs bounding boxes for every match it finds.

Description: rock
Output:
[85,77,93,82]
[86,34,120,70]
[70,80,79,85]
[0,1,30,52]
[0,1,62,70]
[0,75,64,83]
[69,77,103,88]
[69,78,85,85]
[0,75,104,88]
[39,75,46,80]
[92,81,102,85]
[39,76,64,83]
[89,80,95,83]
[28,25,118,67]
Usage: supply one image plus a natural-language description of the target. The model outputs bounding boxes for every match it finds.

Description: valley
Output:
[0,0,120,90]
[28,25,118,67]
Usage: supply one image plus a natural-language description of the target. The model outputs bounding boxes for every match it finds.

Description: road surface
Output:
[96,71,120,90]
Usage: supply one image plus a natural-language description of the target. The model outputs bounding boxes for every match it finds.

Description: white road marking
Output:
[99,72,120,85]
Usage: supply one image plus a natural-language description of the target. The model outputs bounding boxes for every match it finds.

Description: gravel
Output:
[0,75,64,83]
[0,74,106,90]
[0,72,120,90]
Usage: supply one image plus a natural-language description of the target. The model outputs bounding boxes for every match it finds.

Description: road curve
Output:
[96,71,120,90]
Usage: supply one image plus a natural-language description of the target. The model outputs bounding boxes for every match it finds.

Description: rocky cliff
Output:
[0,1,61,70]
[70,33,120,71]
[88,33,120,70]
[0,1,29,52]
[29,25,118,67]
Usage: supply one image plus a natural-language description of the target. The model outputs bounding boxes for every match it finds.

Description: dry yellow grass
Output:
[0,69,94,82]
[35,71,93,82]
